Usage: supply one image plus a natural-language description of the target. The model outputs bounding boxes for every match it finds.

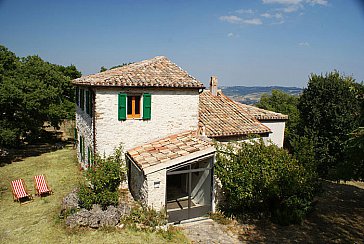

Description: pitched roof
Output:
[72,56,205,89]
[199,91,271,137]
[235,103,288,120]
[127,130,214,173]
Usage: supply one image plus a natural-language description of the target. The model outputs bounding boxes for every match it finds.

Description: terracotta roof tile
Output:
[235,102,288,120]
[199,90,271,137]
[72,56,205,89]
[127,131,213,170]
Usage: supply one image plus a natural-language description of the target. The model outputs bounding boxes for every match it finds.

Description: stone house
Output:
[72,56,287,223]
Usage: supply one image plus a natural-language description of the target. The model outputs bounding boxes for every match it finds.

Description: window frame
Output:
[127,95,142,119]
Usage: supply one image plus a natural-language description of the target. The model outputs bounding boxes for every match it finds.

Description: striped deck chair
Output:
[11,179,33,204]
[34,174,53,197]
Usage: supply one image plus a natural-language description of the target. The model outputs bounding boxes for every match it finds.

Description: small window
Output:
[127,95,141,119]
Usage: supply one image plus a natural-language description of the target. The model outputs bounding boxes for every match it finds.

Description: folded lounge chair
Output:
[11,179,33,204]
[34,174,53,197]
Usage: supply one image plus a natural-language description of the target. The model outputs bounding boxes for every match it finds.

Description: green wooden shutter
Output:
[89,91,93,117]
[76,87,79,106]
[86,90,90,115]
[80,89,84,110]
[118,93,127,121]
[143,93,151,120]
[79,135,82,155]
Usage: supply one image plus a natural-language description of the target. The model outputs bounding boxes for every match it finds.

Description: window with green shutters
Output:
[80,89,85,110]
[89,91,93,117]
[118,93,151,120]
[76,87,79,106]
[85,90,90,114]
[143,93,151,120]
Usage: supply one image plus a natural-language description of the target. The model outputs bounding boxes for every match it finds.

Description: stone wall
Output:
[94,88,199,156]
[129,161,148,206]
[129,160,166,211]
[146,169,166,211]
[76,88,94,168]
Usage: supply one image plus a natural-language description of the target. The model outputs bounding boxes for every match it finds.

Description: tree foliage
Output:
[215,139,317,225]
[298,71,362,179]
[99,62,133,73]
[256,89,300,147]
[340,127,364,180]
[0,45,81,147]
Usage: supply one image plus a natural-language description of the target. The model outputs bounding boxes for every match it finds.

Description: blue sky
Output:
[1,0,363,87]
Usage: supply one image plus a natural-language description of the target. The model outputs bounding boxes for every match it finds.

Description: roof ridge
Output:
[72,56,205,88]
[199,90,272,137]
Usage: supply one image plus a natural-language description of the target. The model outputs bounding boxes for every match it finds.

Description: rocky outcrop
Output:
[61,188,80,211]
[65,203,131,229]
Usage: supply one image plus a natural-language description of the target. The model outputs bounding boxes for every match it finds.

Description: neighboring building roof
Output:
[235,103,288,120]
[127,130,214,173]
[72,56,205,89]
[199,90,271,137]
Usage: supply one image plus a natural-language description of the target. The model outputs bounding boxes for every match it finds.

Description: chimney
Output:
[210,76,218,96]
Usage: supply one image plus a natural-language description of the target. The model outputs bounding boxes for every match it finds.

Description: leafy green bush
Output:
[78,147,126,210]
[121,205,167,231]
[215,139,316,225]
[298,71,362,179]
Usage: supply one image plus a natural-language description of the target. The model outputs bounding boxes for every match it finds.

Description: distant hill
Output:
[221,86,303,105]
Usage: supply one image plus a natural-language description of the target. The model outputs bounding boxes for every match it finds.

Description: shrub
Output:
[121,204,167,231]
[78,146,126,210]
[215,139,316,225]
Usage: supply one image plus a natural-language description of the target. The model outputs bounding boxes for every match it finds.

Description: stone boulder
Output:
[66,209,91,228]
[61,188,80,211]
[89,204,103,228]
[100,206,121,227]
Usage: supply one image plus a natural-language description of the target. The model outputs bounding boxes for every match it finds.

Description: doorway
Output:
[166,159,213,223]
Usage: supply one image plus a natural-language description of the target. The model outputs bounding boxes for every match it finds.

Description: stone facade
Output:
[94,88,199,156]
[129,160,166,211]
[145,169,166,211]
[129,160,148,206]
[76,87,94,168]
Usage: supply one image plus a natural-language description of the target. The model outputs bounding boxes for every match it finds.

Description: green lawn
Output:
[0,146,188,244]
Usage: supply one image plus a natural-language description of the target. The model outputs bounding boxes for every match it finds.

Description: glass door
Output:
[166,160,212,223]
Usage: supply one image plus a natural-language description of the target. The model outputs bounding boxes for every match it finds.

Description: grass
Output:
[0,146,188,244]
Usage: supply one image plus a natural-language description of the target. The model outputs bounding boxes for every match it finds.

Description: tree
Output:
[0,45,82,147]
[99,66,107,72]
[256,90,300,148]
[215,139,316,225]
[298,71,362,179]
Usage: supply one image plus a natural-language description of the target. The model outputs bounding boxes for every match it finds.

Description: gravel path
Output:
[180,218,241,244]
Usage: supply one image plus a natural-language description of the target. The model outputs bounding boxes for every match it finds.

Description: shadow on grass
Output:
[237,181,364,243]
[0,131,74,167]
